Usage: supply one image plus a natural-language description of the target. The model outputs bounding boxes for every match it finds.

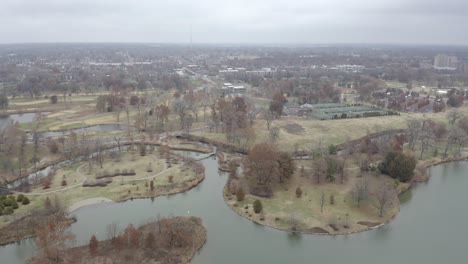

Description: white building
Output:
[434,54,458,70]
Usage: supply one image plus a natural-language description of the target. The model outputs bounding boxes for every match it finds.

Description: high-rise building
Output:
[433,54,458,70]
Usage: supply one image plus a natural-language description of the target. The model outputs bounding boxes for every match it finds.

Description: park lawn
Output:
[0,195,43,228]
[226,159,401,235]
[386,81,406,88]
[196,105,468,152]
[21,150,199,216]
[29,163,84,194]
[80,151,165,180]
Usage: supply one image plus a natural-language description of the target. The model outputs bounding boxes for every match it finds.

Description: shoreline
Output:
[67,172,205,214]
[223,157,468,236]
[223,187,400,236]
[0,172,205,246]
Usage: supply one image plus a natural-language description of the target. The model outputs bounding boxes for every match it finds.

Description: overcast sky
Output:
[0,0,466,45]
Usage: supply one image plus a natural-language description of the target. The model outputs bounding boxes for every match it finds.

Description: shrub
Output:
[328,144,337,154]
[295,187,302,198]
[16,194,24,203]
[50,95,58,104]
[61,180,67,186]
[47,140,59,154]
[11,201,19,209]
[330,194,335,205]
[22,197,30,205]
[114,169,121,176]
[139,144,146,156]
[129,169,136,175]
[168,175,174,183]
[122,169,128,175]
[2,198,12,207]
[236,187,245,201]
[150,180,154,191]
[4,207,14,215]
[253,200,262,214]
[42,178,51,189]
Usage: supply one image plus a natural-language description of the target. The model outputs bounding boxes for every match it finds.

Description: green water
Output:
[1,155,467,264]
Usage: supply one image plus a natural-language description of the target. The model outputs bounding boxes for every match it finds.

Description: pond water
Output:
[0,154,467,264]
[0,113,49,129]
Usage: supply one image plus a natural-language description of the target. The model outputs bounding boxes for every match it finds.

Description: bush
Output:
[150,180,154,191]
[236,187,245,201]
[381,152,416,182]
[328,144,337,155]
[2,198,12,207]
[22,197,30,205]
[253,200,262,214]
[129,169,136,175]
[16,194,24,203]
[4,207,14,215]
[330,194,335,205]
[61,180,67,186]
[50,95,58,104]
[47,140,60,154]
[11,201,19,209]
[114,169,121,176]
[168,175,174,183]
[295,187,302,198]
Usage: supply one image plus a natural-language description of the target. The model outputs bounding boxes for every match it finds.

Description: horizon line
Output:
[0,41,467,48]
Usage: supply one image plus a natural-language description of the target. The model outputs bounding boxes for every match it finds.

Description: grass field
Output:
[196,105,468,152]
[0,150,202,228]
[226,159,402,234]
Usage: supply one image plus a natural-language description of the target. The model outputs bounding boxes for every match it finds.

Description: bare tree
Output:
[320,191,325,213]
[269,126,280,143]
[106,222,119,241]
[264,110,274,130]
[406,119,422,150]
[339,157,347,184]
[18,133,27,177]
[444,110,465,157]
[352,176,368,207]
[34,218,76,263]
[376,184,392,217]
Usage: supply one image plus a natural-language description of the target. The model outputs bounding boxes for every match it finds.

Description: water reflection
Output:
[0,156,467,264]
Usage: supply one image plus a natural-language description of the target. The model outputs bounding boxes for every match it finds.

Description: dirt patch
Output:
[306,227,330,234]
[283,123,305,134]
[357,221,381,227]
[68,197,114,213]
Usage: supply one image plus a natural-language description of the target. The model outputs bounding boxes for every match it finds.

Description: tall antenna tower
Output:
[190,25,193,50]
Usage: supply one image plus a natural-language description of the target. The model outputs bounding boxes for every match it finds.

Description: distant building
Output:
[219,83,246,96]
[335,65,365,72]
[245,67,274,76]
[434,54,458,70]
[232,86,246,93]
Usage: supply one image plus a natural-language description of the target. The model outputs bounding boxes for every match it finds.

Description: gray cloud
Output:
[0,0,466,45]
